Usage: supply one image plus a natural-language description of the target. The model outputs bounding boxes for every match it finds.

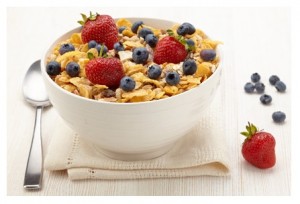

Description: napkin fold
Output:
[44,89,230,180]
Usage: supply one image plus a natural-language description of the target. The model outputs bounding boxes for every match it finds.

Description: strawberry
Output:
[153,36,187,64]
[241,122,276,169]
[78,12,118,49]
[85,58,124,88]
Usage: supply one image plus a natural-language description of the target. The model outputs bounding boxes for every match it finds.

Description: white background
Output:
[2,0,300,202]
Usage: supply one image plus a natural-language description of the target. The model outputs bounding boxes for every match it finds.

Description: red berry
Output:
[241,123,276,169]
[153,36,187,64]
[86,58,124,88]
[79,13,118,50]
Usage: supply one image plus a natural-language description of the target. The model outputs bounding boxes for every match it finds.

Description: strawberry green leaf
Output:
[188,45,196,52]
[77,20,84,26]
[99,47,104,57]
[240,131,249,137]
[242,122,259,139]
[81,13,87,22]
[166,29,175,37]
[250,124,257,135]
[246,125,251,133]
[87,52,95,60]
[88,11,97,21]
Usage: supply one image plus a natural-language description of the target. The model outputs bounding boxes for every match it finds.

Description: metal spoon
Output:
[22,60,51,190]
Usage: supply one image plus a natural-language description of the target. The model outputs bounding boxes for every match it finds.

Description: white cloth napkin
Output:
[44,89,230,180]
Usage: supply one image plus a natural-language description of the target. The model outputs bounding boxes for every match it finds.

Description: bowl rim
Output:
[41,17,223,107]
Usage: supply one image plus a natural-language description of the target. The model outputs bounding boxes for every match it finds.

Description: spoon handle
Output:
[24,106,43,190]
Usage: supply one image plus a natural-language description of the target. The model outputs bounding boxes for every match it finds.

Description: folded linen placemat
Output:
[44,89,230,180]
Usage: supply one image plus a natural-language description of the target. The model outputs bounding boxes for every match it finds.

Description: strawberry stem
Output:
[240,122,259,140]
[166,30,195,53]
[166,29,175,37]
[78,11,98,25]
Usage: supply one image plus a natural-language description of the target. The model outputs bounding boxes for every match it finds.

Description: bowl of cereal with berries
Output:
[41,12,223,160]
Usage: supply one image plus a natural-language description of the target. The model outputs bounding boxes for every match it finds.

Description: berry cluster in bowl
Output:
[46,12,221,103]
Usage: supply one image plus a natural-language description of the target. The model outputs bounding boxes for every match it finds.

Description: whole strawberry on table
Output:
[241,122,276,169]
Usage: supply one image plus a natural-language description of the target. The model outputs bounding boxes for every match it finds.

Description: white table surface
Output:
[7,7,291,196]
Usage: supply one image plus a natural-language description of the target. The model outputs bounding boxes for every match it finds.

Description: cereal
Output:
[70,33,83,44]
[46,17,221,103]
[116,18,132,28]
[163,85,179,95]
[195,61,214,78]
[123,40,144,49]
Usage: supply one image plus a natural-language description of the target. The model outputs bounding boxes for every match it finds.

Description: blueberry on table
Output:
[255,82,265,93]
[113,42,125,53]
[272,111,286,123]
[120,76,136,92]
[275,81,286,92]
[251,73,261,83]
[147,64,162,79]
[177,22,196,35]
[166,71,180,86]
[88,40,98,49]
[260,94,272,105]
[269,75,280,85]
[131,21,143,34]
[145,34,158,48]
[66,62,80,77]
[183,59,197,75]
[59,43,75,55]
[132,47,149,64]
[46,61,61,76]
[244,82,255,93]
[118,26,127,34]
[200,49,216,61]
[138,28,154,39]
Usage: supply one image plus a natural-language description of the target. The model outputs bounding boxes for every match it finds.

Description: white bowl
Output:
[41,18,223,161]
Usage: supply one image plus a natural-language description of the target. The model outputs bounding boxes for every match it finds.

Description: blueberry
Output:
[138,28,153,39]
[120,76,136,92]
[186,39,195,51]
[46,61,61,76]
[113,42,125,53]
[183,59,197,75]
[200,49,216,61]
[166,71,180,86]
[132,47,149,64]
[251,73,261,83]
[186,39,195,47]
[59,43,75,55]
[177,24,189,36]
[96,44,108,55]
[145,34,158,48]
[88,40,98,49]
[147,64,162,79]
[269,75,280,85]
[255,82,265,93]
[275,80,286,92]
[131,21,143,34]
[272,111,286,123]
[66,62,80,77]
[177,22,196,35]
[244,82,255,93]
[260,94,272,105]
[118,26,127,34]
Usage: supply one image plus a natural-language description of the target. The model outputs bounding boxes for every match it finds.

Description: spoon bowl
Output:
[23,60,50,107]
[22,59,51,190]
